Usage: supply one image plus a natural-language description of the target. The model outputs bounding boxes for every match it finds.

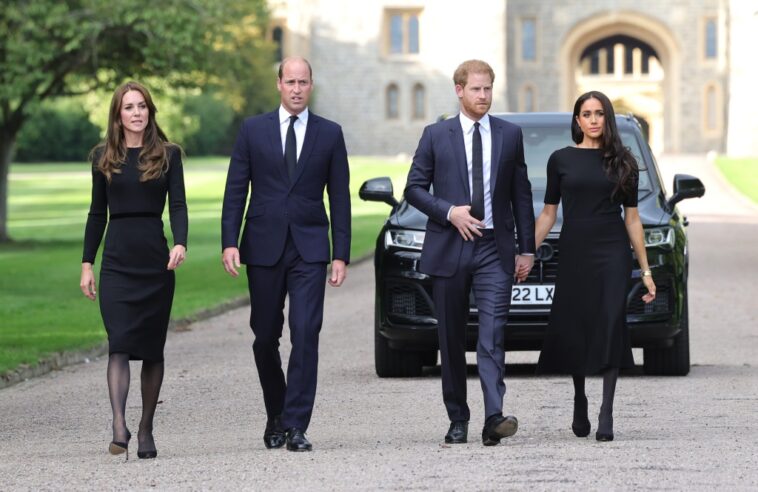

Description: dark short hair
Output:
[278,56,313,80]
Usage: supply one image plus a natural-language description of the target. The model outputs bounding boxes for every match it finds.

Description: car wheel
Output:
[374,308,424,378]
[643,292,691,376]
[421,350,438,367]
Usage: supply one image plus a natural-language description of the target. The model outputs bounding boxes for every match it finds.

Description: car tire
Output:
[643,292,691,376]
[421,350,438,367]
[375,328,424,377]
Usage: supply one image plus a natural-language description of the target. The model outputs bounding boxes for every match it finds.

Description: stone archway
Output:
[560,12,681,152]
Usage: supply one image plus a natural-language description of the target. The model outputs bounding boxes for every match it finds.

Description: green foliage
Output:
[14,99,101,162]
[180,92,237,155]
[0,0,277,239]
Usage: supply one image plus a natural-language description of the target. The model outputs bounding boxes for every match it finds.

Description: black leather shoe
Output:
[286,428,312,451]
[482,414,518,446]
[263,416,286,449]
[572,421,591,438]
[444,421,468,444]
[595,431,614,442]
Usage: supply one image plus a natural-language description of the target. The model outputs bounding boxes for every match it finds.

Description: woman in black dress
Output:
[534,91,655,441]
[79,81,187,459]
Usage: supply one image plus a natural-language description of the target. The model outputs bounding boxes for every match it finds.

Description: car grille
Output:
[528,238,559,283]
[627,281,671,315]
[387,283,434,317]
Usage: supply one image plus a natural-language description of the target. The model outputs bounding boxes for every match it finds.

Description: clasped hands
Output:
[449,205,534,283]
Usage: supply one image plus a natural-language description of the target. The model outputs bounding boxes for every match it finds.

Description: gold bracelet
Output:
[641,269,652,277]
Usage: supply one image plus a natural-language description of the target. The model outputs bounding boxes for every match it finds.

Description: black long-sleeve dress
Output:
[536,147,636,375]
[83,146,188,361]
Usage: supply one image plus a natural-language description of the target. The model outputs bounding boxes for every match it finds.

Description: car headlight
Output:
[385,230,426,250]
[644,227,675,249]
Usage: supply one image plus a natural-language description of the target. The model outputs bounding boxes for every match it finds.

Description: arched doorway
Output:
[560,12,681,152]
[577,35,663,151]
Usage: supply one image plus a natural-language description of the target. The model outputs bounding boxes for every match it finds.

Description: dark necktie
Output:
[285,115,298,179]
[470,121,485,221]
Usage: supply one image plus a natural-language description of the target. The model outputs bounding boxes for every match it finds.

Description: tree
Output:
[0,0,276,242]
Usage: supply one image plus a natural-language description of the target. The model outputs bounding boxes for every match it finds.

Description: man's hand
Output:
[514,255,534,283]
[222,247,241,277]
[328,259,347,287]
[449,206,485,241]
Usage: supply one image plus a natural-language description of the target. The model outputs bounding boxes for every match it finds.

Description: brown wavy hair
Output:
[90,81,171,182]
[571,91,639,203]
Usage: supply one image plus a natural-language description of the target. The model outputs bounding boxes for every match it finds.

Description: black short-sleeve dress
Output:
[82,146,188,361]
[536,147,637,375]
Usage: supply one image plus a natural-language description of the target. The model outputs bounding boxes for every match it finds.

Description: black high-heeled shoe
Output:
[572,420,591,438]
[137,429,158,459]
[108,430,131,460]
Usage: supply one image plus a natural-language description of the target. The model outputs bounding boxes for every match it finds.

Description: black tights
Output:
[106,353,164,451]
[572,368,619,434]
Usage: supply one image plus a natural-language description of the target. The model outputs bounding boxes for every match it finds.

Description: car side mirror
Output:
[359,177,399,208]
[667,174,705,208]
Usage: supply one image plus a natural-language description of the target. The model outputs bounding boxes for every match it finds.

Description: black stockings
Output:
[106,354,165,450]
[107,353,131,443]
[137,360,164,452]
[598,368,619,436]
[571,375,590,435]
[572,368,619,436]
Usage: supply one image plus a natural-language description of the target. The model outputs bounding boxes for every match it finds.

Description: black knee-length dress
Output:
[82,146,187,361]
[536,147,636,375]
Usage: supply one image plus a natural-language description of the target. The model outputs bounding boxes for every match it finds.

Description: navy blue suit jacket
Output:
[404,115,535,277]
[221,110,351,266]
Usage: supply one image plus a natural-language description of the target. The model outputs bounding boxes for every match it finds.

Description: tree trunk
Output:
[0,131,16,243]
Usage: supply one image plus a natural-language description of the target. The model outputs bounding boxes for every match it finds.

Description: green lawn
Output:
[0,156,410,375]
[716,156,758,204]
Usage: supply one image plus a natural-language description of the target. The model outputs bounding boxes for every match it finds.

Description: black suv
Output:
[360,113,705,378]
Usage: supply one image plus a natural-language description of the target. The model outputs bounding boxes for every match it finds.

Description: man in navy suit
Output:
[221,57,350,452]
[405,60,535,446]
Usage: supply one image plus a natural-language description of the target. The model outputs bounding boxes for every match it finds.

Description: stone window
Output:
[386,84,400,119]
[385,9,422,56]
[272,26,284,62]
[702,82,722,136]
[412,83,426,120]
[704,17,717,59]
[269,21,286,62]
[519,84,537,112]
[521,18,536,61]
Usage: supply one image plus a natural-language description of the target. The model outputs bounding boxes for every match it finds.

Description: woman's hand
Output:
[641,275,656,303]
[80,263,97,301]
[167,245,186,270]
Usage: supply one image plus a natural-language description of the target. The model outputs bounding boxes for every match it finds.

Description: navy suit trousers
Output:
[246,232,327,431]
[432,231,512,422]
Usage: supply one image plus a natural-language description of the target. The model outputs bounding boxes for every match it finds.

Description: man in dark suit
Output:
[405,59,535,446]
[221,57,351,452]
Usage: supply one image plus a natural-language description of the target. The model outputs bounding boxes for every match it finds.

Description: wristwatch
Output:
[641,269,652,277]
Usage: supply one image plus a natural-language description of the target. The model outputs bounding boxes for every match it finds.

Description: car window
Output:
[519,125,652,196]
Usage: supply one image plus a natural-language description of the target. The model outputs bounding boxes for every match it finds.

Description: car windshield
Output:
[518,124,652,196]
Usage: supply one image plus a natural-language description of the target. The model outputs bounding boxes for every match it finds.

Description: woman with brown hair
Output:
[535,91,655,441]
[80,81,187,459]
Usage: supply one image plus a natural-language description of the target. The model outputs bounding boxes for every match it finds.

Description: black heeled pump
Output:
[108,430,131,460]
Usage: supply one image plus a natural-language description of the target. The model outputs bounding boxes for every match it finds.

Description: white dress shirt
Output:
[279,105,309,160]
[458,112,494,229]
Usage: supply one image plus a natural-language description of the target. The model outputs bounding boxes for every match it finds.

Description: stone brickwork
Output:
[269,0,751,155]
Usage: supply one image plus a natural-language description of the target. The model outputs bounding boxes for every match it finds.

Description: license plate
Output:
[511,285,554,305]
